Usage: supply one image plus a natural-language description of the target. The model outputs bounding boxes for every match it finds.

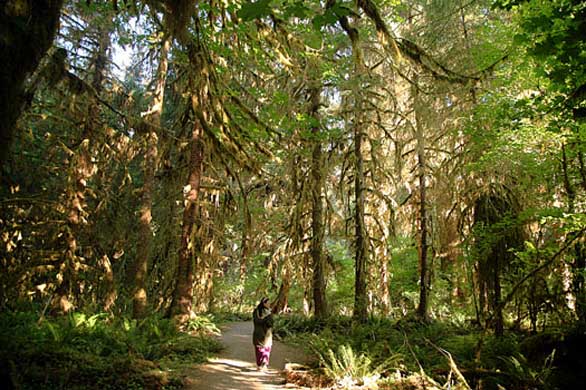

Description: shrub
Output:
[320,344,401,388]
[0,310,222,389]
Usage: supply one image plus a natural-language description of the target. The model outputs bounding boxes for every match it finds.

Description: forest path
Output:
[184,321,308,390]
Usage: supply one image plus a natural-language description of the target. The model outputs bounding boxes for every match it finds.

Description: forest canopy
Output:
[1,0,585,389]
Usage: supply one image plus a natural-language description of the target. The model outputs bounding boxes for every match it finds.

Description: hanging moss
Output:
[145,0,194,40]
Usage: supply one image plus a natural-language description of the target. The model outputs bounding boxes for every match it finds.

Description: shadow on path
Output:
[185,321,306,390]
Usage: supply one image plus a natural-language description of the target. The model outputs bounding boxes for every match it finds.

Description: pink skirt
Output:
[254,345,272,367]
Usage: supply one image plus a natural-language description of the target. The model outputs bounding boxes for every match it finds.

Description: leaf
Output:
[304,30,323,50]
[237,0,273,21]
[283,1,311,19]
[312,10,338,30]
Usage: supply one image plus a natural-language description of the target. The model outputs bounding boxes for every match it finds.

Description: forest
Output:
[0,0,585,389]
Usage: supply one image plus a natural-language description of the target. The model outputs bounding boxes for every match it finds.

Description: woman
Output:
[252,297,273,371]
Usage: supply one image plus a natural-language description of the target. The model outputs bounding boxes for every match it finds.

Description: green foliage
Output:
[275,314,586,389]
[0,311,222,389]
[237,0,273,21]
[515,0,586,94]
[388,236,420,314]
[273,313,337,339]
[184,314,221,335]
[326,239,355,314]
[319,344,399,388]
[500,351,556,388]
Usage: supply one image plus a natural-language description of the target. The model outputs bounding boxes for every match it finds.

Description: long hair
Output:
[256,297,268,310]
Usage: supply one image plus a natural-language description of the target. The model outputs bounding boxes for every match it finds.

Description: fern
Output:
[320,344,394,387]
[185,315,221,335]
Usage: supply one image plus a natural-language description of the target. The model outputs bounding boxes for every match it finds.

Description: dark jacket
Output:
[252,304,273,347]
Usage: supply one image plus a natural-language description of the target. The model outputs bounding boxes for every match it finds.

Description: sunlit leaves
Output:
[237,0,354,31]
[502,0,586,117]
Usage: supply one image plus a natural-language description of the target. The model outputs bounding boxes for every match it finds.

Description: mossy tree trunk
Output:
[169,119,204,321]
[336,14,369,323]
[133,34,171,319]
[0,0,64,172]
[309,81,328,319]
[168,32,210,321]
[413,77,430,321]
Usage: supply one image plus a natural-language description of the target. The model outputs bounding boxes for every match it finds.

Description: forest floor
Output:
[184,321,310,390]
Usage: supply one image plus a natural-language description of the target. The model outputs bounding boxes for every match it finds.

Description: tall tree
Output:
[413,76,430,321]
[334,8,370,322]
[133,31,171,319]
[309,80,328,318]
[52,16,111,313]
[168,43,207,320]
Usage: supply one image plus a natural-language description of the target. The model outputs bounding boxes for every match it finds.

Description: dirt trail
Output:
[185,321,307,390]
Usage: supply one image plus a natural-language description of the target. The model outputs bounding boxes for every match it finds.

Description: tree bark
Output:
[309,82,328,318]
[239,180,252,290]
[380,246,391,316]
[133,34,171,319]
[272,267,291,314]
[413,79,430,321]
[354,117,369,323]
[0,0,64,172]
[169,119,204,320]
[165,18,212,321]
[333,5,369,323]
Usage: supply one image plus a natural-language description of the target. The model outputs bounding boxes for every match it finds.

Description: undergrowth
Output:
[0,311,222,389]
[274,314,582,390]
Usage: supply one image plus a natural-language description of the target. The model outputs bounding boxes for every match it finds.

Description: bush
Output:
[0,310,222,389]
[320,344,380,387]
[274,314,538,389]
[184,314,221,335]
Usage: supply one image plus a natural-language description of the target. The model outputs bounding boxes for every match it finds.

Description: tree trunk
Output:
[167,24,211,322]
[473,189,521,336]
[272,267,291,314]
[345,21,369,323]
[380,247,391,316]
[133,35,171,319]
[309,82,328,318]
[413,79,429,321]
[169,120,204,321]
[52,22,109,314]
[573,242,586,323]
[239,180,252,289]
[0,0,64,171]
[333,2,370,323]
[101,255,116,312]
[493,252,503,335]
[354,116,369,323]
[562,144,586,322]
